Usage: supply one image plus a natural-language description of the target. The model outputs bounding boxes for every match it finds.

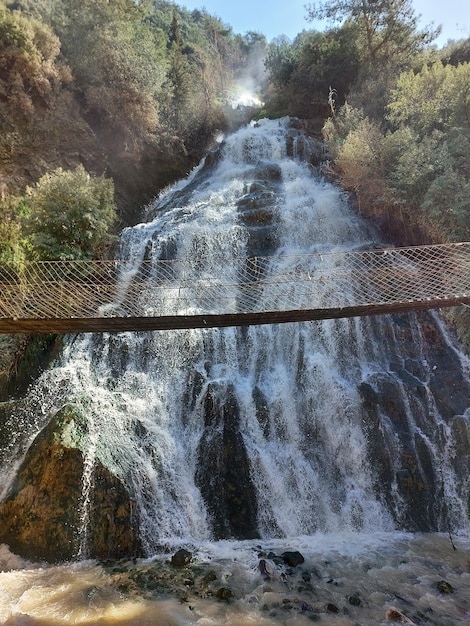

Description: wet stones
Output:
[253,549,373,621]
[216,586,232,601]
[385,607,416,623]
[171,548,192,567]
[236,165,282,257]
[257,549,308,587]
[259,559,275,581]
[348,593,363,606]
[105,556,235,605]
[97,539,463,624]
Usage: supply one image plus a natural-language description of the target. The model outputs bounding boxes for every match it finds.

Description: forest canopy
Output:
[0,0,469,264]
[0,0,267,259]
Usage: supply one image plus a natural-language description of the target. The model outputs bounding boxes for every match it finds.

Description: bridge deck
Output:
[1,242,469,333]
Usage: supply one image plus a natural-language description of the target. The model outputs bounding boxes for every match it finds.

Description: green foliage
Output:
[265,36,299,88]
[1,0,258,238]
[294,25,360,102]
[333,116,386,212]
[380,61,470,239]
[323,102,365,153]
[305,0,439,66]
[441,38,470,66]
[55,0,165,142]
[264,26,360,119]
[387,61,470,136]
[25,166,116,260]
[325,55,470,242]
[422,170,470,240]
[0,195,31,263]
[0,5,69,120]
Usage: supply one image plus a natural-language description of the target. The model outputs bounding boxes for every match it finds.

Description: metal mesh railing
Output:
[1,242,470,323]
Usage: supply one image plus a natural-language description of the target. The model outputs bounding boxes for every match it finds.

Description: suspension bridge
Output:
[0,242,470,334]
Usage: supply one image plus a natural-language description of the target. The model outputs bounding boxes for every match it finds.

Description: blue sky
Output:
[178,0,469,46]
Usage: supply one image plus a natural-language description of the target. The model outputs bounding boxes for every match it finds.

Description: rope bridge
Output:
[1,242,470,333]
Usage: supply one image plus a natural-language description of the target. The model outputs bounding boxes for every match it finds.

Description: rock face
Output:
[195,382,259,539]
[359,311,470,530]
[0,404,141,562]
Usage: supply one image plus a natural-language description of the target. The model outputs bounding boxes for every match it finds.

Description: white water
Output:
[1,118,470,623]
[1,534,470,624]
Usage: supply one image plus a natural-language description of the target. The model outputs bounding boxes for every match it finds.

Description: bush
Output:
[325,57,470,242]
[422,170,470,241]
[0,195,31,264]
[334,117,386,213]
[25,165,116,260]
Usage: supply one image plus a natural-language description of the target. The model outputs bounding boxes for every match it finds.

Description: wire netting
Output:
[0,243,469,322]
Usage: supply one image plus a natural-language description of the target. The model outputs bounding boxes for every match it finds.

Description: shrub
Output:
[0,195,31,264]
[334,117,386,213]
[25,165,116,260]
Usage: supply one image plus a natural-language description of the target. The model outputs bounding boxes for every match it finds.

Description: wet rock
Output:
[436,580,453,593]
[267,551,286,566]
[236,163,281,257]
[396,469,412,483]
[385,607,416,623]
[359,311,470,533]
[252,163,283,182]
[195,382,259,539]
[216,586,232,601]
[0,405,141,562]
[259,558,275,580]
[253,386,270,438]
[348,593,363,606]
[281,551,305,567]
[171,549,192,567]
[325,602,339,613]
[201,570,217,585]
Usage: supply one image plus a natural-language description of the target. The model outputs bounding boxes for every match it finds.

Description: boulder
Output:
[171,548,192,567]
[281,551,305,567]
[0,404,141,562]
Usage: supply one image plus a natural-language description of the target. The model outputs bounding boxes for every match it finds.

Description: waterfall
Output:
[2,117,470,559]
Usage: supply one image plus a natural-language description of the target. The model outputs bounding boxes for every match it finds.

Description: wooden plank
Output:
[1,296,470,334]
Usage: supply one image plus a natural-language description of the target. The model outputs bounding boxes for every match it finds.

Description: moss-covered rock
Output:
[0,404,141,562]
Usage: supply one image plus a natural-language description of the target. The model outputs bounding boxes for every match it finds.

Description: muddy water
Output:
[1,533,470,625]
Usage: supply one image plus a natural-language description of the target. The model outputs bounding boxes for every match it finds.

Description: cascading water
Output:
[1,118,470,624]
[3,116,470,548]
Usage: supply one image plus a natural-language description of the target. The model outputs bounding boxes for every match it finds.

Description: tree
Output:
[265,35,298,88]
[305,0,439,66]
[264,27,360,119]
[166,8,192,120]
[422,170,470,241]
[25,166,116,260]
[0,6,70,120]
[57,0,166,144]
[332,115,386,213]
[290,25,360,114]
[387,61,470,137]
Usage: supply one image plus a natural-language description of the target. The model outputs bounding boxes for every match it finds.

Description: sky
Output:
[178,0,469,47]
